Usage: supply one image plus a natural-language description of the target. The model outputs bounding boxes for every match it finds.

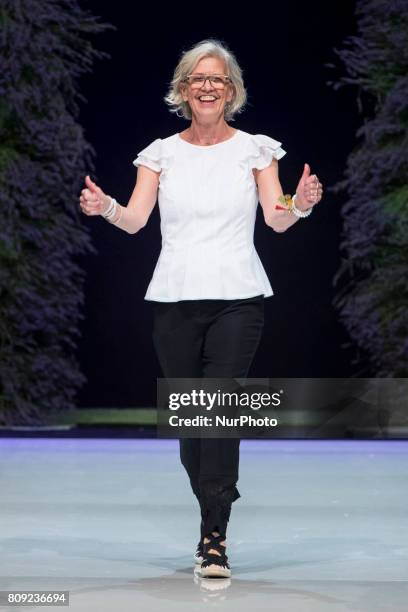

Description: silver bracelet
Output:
[102,197,118,220]
[111,204,123,225]
[291,194,313,218]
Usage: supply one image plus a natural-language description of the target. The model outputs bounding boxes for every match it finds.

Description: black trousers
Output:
[151,294,264,540]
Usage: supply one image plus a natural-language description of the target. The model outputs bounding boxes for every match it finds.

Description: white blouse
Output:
[133,129,286,302]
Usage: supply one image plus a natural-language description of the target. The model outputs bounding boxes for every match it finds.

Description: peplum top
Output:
[133,129,286,302]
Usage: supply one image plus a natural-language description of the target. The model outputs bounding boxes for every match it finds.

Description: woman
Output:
[79,38,323,579]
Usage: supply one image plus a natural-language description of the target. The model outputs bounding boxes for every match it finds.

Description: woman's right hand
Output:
[79,175,110,216]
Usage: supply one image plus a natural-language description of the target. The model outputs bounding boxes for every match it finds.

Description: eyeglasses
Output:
[183,74,232,89]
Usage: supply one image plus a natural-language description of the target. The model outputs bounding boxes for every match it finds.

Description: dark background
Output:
[76,0,362,408]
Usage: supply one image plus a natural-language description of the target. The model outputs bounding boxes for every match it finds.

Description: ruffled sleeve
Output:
[133,138,162,172]
[247,134,287,170]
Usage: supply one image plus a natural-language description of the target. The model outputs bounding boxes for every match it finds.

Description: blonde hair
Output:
[164,38,247,122]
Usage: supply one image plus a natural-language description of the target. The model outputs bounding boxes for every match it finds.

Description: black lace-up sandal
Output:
[194,539,204,564]
[200,533,231,578]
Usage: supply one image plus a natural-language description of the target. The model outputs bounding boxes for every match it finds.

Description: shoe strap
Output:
[203,534,228,558]
[201,552,230,568]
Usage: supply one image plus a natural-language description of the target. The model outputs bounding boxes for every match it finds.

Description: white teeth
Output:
[198,96,217,101]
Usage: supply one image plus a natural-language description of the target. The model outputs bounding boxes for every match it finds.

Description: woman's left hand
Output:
[295,163,323,211]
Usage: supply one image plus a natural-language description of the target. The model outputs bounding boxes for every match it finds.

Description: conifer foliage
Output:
[327,0,408,376]
[0,1,113,424]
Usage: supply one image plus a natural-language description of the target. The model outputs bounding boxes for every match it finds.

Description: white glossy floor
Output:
[0,438,407,611]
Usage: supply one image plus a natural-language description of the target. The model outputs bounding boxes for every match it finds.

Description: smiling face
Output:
[181,56,234,122]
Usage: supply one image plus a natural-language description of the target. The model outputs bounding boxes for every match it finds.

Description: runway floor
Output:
[0,438,407,611]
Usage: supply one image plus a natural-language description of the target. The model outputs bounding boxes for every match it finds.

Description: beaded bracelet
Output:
[291,194,313,218]
[275,193,313,218]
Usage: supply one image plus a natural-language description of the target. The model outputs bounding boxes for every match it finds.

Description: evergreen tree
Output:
[327,0,408,376]
[0,1,114,424]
